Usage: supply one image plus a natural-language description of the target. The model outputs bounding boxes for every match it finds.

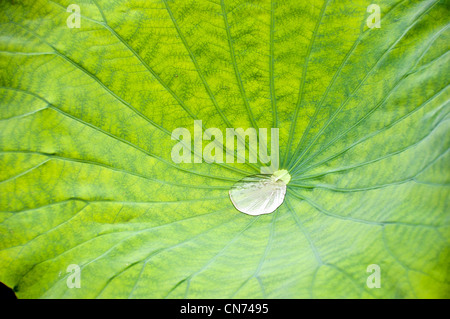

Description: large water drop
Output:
[229,169,291,216]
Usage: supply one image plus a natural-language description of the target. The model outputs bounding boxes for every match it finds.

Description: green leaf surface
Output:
[0,0,449,298]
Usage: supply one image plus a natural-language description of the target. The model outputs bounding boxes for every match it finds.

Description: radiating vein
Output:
[0,86,243,182]
[289,0,440,172]
[286,0,408,168]
[282,0,330,166]
[292,24,449,175]
[220,0,259,130]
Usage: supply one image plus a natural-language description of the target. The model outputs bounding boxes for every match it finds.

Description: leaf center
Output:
[229,170,291,216]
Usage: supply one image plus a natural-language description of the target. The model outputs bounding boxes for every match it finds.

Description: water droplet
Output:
[229,169,291,216]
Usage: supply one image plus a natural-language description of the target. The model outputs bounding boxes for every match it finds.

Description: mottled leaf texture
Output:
[0,0,449,298]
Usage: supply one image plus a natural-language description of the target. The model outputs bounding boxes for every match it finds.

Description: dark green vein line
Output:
[229,211,277,299]
[282,0,330,166]
[285,198,323,265]
[6,204,90,268]
[292,84,449,177]
[293,114,449,181]
[0,154,230,190]
[292,24,449,175]
[269,0,277,128]
[0,106,48,122]
[0,196,229,224]
[325,263,377,298]
[162,0,230,128]
[87,0,260,173]
[161,0,260,170]
[126,213,242,299]
[285,0,408,168]
[0,150,234,186]
[289,0,439,172]
[289,189,384,226]
[381,227,442,283]
[0,50,55,56]
[0,199,86,214]
[34,205,236,297]
[288,189,446,228]
[163,216,261,299]
[12,207,232,289]
[0,86,241,182]
[13,7,252,176]
[0,159,50,185]
[290,148,450,193]
[220,0,259,130]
